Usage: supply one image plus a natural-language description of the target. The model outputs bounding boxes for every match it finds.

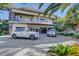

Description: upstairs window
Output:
[15,16,22,21]
[40,18,47,22]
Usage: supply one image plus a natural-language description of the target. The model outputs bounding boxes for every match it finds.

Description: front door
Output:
[40,27,47,34]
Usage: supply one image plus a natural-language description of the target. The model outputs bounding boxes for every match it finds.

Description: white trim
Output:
[12,9,38,16]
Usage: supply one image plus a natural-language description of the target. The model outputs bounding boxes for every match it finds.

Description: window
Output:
[15,16,22,21]
[40,18,46,22]
[40,18,45,20]
[15,27,25,32]
[30,18,33,21]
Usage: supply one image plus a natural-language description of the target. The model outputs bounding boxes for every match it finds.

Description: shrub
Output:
[73,33,79,38]
[69,45,79,56]
[0,32,3,36]
[47,44,79,56]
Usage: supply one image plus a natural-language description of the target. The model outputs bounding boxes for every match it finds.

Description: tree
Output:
[39,3,79,31]
[0,3,13,34]
[0,3,14,20]
[39,3,70,17]
[0,3,8,9]
[39,3,79,20]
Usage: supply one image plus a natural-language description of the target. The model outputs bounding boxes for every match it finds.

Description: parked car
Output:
[47,29,57,37]
[11,30,39,40]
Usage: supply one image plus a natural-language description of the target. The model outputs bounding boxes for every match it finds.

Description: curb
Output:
[0,35,11,38]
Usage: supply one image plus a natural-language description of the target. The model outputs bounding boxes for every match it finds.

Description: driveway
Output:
[0,34,78,56]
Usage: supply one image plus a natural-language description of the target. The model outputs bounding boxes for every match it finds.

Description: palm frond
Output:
[60,3,70,12]
[48,6,60,18]
[38,3,44,9]
[73,3,79,8]
[0,3,8,9]
[65,7,77,19]
[44,3,61,16]
[44,3,56,15]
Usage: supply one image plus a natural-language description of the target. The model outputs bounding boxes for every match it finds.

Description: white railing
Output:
[9,19,53,24]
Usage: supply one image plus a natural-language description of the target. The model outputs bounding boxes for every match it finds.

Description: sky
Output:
[0,3,68,20]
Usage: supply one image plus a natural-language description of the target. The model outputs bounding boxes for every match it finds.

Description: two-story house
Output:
[9,7,55,34]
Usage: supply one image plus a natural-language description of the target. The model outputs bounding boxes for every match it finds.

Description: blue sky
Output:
[0,3,67,19]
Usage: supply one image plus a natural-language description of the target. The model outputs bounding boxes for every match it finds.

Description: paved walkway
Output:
[0,34,78,56]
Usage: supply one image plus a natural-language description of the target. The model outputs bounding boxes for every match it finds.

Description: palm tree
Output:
[0,3,14,34]
[0,3,14,20]
[39,3,70,17]
[0,3,8,9]
[39,3,79,31]
[39,3,79,19]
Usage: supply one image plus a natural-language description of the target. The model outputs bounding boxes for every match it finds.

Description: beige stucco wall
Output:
[12,9,54,19]
[10,23,53,32]
[15,13,50,21]
[12,23,28,31]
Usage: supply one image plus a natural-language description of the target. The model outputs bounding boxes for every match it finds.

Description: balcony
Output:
[9,19,54,25]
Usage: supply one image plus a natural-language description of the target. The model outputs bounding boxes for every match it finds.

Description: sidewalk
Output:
[0,35,11,37]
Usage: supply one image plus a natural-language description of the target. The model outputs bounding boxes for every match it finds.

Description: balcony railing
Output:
[9,19,54,25]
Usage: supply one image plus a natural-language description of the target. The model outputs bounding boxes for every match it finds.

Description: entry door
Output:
[40,27,47,33]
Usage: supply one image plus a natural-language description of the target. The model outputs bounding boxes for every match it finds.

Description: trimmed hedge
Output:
[73,33,79,39]
[58,32,74,36]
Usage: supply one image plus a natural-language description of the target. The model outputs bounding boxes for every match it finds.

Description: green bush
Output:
[58,32,64,35]
[73,33,79,38]
[0,32,3,36]
[63,33,74,36]
[47,44,79,56]
[58,32,74,36]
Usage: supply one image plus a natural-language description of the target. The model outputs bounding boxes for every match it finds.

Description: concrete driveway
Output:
[0,34,78,56]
